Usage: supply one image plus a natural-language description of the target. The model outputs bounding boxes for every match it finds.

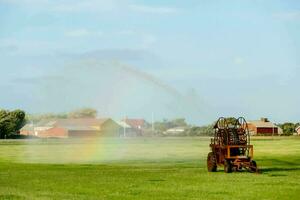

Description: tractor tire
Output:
[224,159,232,173]
[207,152,217,172]
[249,160,257,173]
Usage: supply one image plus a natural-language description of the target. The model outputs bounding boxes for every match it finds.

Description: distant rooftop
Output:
[248,118,277,128]
[21,118,111,131]
[123,118,146,129]
[117,121,131,128]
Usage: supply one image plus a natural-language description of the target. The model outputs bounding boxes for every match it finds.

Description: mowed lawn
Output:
[0,137,299,200]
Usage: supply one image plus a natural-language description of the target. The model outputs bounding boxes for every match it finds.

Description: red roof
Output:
[123,119,145,129]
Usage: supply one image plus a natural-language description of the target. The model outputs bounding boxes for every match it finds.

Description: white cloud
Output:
[233,57,245,65]
[0,37,62,56]
[0,0,121,13]
[115,30,157,48]
[65,29,103,37]
[141,34,157,48]
[273,11,300,20]
[129,4,178,14]
[51,0,119,13]
[0,0,49,5]
[0,38,18,55]
[1,0,179,15]
[117,30,137,36]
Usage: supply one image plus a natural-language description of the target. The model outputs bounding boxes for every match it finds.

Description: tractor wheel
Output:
[207,152,217,172]
[249,160,257,173]
[224,160,232,173]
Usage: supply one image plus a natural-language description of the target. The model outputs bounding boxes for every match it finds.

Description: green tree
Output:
[27,108,98,122]
[0,110,9,138]
[27,113,68,123]
[279,122,296,135]
[153,118,189,136]
[225,117,237,126]
[9,110,26,132]
[0,109,26,139]
[171,118,188,127]
[153,119,169,133]
[68,108,97,119]
[186,125,214,136]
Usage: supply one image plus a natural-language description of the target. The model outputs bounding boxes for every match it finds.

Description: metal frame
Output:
[207,117,258,173]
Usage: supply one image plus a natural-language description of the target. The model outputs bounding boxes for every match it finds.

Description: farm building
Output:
[164,127,186,136]
[278,126,283,135]
[117,121,139,137]
[19,123,34,136]
[20,118,121,138]
[122,118,149,136]
[247,118,278,136]
[295,126,300,136]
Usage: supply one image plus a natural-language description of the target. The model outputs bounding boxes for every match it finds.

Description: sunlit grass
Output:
[0,137,299,199]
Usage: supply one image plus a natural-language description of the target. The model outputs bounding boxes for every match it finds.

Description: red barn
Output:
[122,118,148,136]
[247,118,278,136]
[37,127,68,138]
[20,118,121,138]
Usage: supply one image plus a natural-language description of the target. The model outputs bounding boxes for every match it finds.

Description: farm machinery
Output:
[207,117,258,173]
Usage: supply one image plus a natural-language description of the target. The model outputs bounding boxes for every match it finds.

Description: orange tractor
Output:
[207,117,258,173]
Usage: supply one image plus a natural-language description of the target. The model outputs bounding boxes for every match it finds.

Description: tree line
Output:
[0,108,98,139]
[27,108,98,123]
[277,122,300,136]
[154,117,300,136]
[153,118,214,136]
[1,108,300,138]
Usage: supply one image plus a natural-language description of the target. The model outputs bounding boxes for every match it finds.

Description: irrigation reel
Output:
[207,117,258,173]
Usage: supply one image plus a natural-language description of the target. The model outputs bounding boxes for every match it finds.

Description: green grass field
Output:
[0,137,299,200]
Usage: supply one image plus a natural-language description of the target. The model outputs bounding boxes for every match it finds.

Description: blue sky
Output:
[0,0,300,124]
